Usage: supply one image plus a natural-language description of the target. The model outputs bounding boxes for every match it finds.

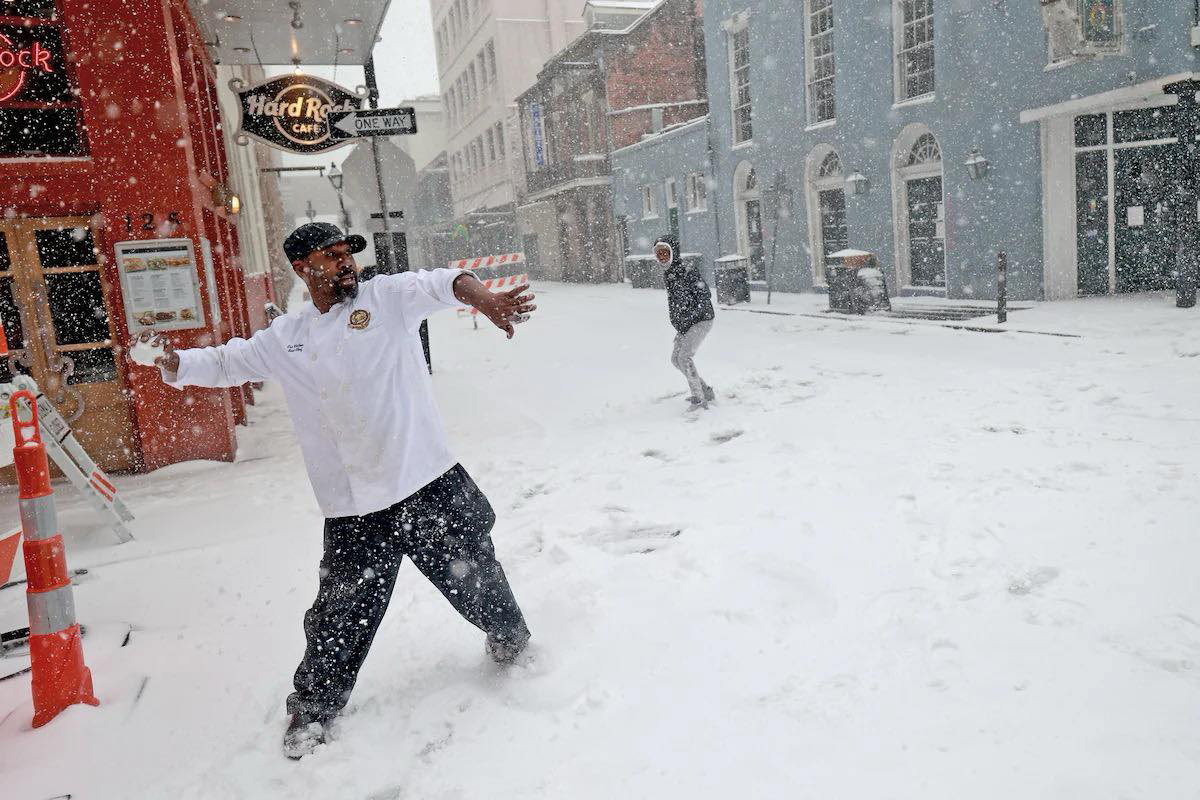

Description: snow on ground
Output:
[1,283,1199,799]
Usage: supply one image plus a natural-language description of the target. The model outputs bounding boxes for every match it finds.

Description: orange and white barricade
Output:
[449,252,526,271]
[11,389,99,727]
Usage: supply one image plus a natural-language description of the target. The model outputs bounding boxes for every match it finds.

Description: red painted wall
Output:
[0,0,251,471]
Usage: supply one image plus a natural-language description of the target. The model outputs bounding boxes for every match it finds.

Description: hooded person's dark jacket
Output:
[658,234,715,334]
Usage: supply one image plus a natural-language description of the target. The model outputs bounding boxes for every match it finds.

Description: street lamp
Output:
[845,170,869,196]
[965,147,990,180]
[327,162,351,229]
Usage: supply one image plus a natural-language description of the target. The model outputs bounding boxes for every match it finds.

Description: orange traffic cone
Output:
[10,390,99,727]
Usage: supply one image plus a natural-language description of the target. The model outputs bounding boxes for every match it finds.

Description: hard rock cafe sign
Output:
[0,32,55,103]
[230,74,365,155]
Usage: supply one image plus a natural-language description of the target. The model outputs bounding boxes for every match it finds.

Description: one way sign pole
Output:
[329,107,418,140]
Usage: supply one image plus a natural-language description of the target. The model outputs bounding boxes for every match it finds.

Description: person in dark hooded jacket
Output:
[655,234,715,406]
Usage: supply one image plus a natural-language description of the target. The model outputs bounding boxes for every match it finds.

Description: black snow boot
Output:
[283,712,328,760]
[486,629,531,666]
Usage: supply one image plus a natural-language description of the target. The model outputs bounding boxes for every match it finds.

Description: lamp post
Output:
[844,170,869,196]
[766,169,794,305]
[1164,79,1200,308]
[327,162,351,230]
[965,147,990,180]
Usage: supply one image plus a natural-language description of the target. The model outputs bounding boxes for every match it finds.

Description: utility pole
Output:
[364,56,395,273]
[364,52,431,368]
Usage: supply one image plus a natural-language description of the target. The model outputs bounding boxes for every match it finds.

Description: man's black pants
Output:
[286,465,530,720]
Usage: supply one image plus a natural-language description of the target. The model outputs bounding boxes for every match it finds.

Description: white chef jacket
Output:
[163,268,466,519]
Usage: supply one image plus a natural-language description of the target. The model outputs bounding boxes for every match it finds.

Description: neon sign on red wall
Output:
[0,33,55,102]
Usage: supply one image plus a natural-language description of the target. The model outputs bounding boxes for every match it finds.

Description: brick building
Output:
[515,0,707,282]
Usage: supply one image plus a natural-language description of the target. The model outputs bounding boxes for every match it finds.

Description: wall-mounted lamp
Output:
[965,147,990,180]
[845,171,869,196]
[212,183,242,216]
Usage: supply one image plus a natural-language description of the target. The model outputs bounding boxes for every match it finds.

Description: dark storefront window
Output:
[1075,114,1107,148]
[1114,107,1175,145]
[0,0,58,17]
[0,7,88,158]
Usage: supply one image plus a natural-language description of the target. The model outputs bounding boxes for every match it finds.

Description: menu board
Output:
[114,239,207,333]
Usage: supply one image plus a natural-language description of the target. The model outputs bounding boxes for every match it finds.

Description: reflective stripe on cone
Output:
[27,584,77,636]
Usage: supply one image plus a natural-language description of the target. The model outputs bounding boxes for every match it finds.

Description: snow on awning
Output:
[190,0,392,67]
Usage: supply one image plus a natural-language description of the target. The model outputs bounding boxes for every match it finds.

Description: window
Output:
[729,24,753,144]
[486,42,498,86]
[495,122,506,158]
[805,0,835,124]
[0,11,88,157]
[478,51,488,85]
[895,0,934,101]
[685,173,708,212]
[665,178,678,210]
[468,64,478,104]
[641,185,658,218]
[486,128,496,162]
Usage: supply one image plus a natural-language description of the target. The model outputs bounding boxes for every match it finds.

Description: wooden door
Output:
[0,217,137,473]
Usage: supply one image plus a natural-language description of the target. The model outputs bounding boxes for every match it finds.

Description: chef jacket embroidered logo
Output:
[349,309,371,330]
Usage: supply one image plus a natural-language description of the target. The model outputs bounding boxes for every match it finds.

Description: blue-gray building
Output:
[614,0,1200,301]
[611,116,720,283]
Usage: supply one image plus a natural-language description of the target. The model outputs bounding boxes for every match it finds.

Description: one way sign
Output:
[329,107,418,140]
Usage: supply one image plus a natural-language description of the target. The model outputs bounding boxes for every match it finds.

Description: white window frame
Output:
[726,15,753,146]
[665,177,678,211]
[685,173,708,213]
[641,185,659,219]
[893,0,935,104]
[804,0,836,125]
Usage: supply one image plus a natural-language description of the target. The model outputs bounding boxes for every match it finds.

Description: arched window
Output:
[817,151,842,179]
[907,133,941,167]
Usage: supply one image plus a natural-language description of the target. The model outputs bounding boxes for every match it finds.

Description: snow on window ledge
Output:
[892,93,936,111]
[805,119,837,133]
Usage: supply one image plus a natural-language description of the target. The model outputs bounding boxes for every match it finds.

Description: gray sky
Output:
[374,0,441,102]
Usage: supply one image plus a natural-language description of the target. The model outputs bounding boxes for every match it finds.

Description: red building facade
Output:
[0,0,268,474]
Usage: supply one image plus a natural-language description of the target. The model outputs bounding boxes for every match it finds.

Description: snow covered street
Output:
[2,283,1199,799]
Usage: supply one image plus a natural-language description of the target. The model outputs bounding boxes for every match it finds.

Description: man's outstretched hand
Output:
[134,331,180,373]
[453,274,537,339]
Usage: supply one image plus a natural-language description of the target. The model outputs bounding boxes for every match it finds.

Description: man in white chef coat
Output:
[145,223,536,759]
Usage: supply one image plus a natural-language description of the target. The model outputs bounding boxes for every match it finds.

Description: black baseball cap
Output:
[283,222,368,262]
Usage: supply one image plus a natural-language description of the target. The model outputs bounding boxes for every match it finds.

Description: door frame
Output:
[891,125,945,291]
[1037,91,1179,300]
[805,144,844,286]
[0,215,139,471]
[1069,107,1179,295]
